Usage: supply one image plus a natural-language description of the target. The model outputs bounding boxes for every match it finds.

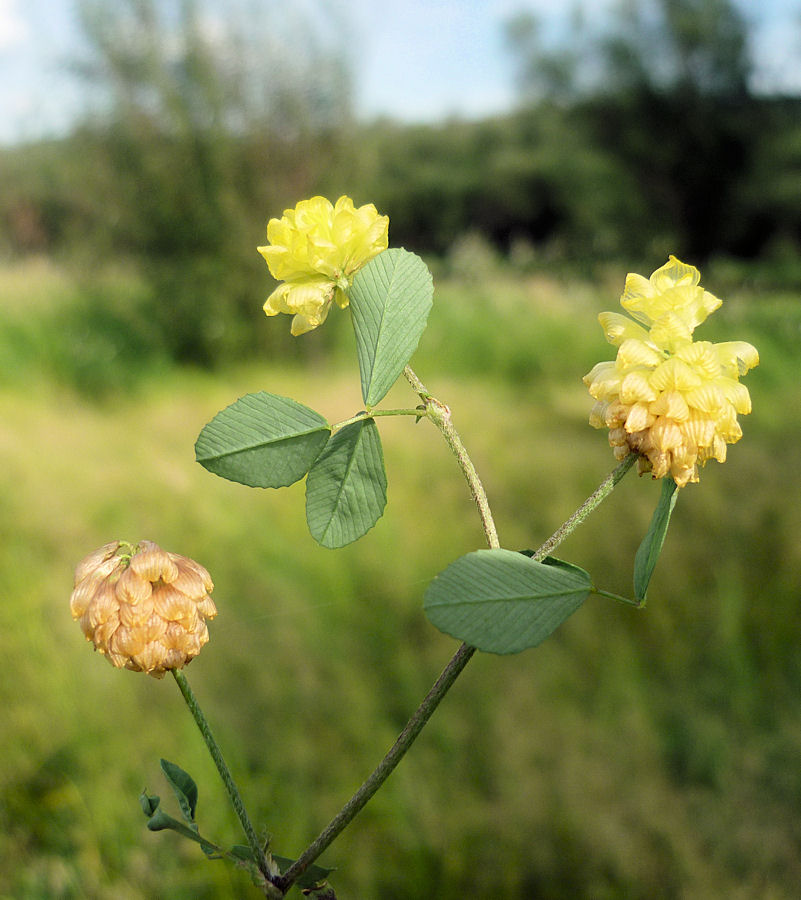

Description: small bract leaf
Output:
[145,808,219,854]
[160,758,198,824]
[139,791,160,817]
[195,392,330,488]
[229,844,256,862]
[520,552,591,580]
[634,477,679,602]
[424,549,591,654]
[306,419,387,548]
[146,808,184,833]
[350,248,434,406]
[274,856,336,890]
[543,555,596,578]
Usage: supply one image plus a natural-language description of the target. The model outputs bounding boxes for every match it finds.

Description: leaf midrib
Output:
[318,422,371,544]
[197,426,328,461]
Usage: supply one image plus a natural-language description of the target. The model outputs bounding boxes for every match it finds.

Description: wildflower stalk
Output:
[404,365,500,550]
[277,374,634,894]
[172,669,278,892]
[531,452,637,561]
[274,643,476,893]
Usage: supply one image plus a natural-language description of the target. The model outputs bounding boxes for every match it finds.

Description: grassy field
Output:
[1,256,800,898]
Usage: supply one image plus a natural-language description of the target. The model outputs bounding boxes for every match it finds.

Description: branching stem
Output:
[277,372,635,894]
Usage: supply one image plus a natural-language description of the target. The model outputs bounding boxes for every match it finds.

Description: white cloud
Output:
[0,0,28,50]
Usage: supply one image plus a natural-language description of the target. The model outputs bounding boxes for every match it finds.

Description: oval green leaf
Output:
[349,248,434,407]
[424,548,591,654]
[634,477,678,602]
[195,392,330,488]
[305,419,387,548]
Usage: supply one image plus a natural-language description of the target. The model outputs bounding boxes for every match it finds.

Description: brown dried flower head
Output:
[70,540,217,678]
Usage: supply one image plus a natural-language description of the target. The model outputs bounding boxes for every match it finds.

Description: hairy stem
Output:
[277,370,501,892]
[404,365,500,549]
[275,643,475,892]
[530,453,637,561]
[172,669,279,894]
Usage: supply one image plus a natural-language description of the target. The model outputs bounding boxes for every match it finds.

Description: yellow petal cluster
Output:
[584,256,758,487]
[258,195,389,335]
[70,540,217,678]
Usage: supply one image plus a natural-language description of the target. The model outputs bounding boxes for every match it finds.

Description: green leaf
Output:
[634,477,679,602]
[305,419,387,548]
[424,548,591,654]
[195,392,330,488]
[160,758,198,824]
[274,856,336,890]
[349,248,434,406]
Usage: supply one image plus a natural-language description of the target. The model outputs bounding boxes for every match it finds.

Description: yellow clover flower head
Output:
[70,540,217,678]
[258,195,389,335]
[584,256,759,487]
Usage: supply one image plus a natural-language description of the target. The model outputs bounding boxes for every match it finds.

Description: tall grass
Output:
[1,257,799,897]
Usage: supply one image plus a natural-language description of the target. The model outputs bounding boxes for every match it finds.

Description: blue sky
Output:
[1,0,800,144]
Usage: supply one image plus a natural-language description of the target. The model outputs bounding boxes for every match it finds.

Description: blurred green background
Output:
[1,0,800,897]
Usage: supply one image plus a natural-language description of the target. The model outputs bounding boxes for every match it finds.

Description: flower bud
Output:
[71,541,217,678]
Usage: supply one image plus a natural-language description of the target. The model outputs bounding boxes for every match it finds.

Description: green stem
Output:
[530,453,637,561]
[277,379,636,894]
[403,366,500,550]
[275,642,475,893]
[171,669,278,893]
[592,587,644,608]
[332,408,423,431]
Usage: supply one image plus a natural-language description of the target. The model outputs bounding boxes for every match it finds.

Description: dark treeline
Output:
[1,0,800,368]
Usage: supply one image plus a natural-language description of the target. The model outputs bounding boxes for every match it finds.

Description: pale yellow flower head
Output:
[258,195,389,335]
[584,256,759,487]
[71,540,217,678]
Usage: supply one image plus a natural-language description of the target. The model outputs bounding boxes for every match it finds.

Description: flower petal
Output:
[650,357,703,392]
[617,338,663,369]
[620,370,658,404]
[598,311,651,346]
[649,390,690,421]
[650,255,700,292]
[715,341,759,376]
